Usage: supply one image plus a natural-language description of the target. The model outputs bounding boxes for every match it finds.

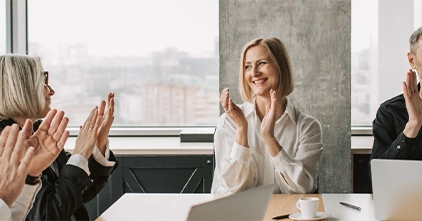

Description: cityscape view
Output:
[29,41,220,127]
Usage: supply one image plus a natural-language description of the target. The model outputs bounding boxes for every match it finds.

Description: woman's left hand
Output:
[261,89,277,140]
[96,93,115,156]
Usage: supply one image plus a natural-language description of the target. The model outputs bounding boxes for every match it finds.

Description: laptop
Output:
[371,159,422,220]
[186,184,275,221]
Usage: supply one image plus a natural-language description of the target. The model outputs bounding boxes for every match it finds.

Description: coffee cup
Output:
[296,197,319,219]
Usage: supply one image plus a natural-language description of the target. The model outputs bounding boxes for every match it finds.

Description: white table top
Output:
[96,193,376,221]
[322,193,376,221]
[64,137,214,155]
[96,194,216,221]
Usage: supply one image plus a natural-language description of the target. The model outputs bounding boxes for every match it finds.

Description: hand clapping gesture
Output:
[220,88,248,147]
[25,109,70,177]
[73,107,101,159]
[261,89,277,140]
[0,123,35,207]
[403,69,422,137]
[96,93,115,156]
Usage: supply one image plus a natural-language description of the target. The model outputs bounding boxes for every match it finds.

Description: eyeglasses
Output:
[44,70,49,85]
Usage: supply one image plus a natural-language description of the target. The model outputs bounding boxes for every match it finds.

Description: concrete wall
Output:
[219,0,351,193]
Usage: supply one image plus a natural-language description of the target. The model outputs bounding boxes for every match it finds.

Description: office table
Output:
[96,193,376,221]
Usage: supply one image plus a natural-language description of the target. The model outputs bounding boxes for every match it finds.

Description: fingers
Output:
[228,98,234,112]
[406,69,418,96]
[265,103,271,115]
[270,89,277,113]
[220,88,229,111]
[108,96,115,116]
[57,131,70,152]
[17,146,35,176]
[21,119,33,140]
[403,81,409,99]
[98,100,106,117]
[52,116,69,144]
[82,106,98,132]
[38,109,58,132]
[4,125,20,160]
[0,126,10,157]
[47,110,65,136]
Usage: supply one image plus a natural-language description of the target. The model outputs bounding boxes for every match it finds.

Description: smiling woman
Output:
[212,37,323,194]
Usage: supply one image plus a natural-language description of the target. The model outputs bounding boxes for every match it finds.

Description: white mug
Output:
[296,197,319,219]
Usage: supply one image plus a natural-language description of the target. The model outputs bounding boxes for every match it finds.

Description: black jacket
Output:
[0,118,118,221]
[369,84,422,190]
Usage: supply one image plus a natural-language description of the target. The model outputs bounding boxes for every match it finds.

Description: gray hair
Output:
[410,27,422,54]
[0,54,46,120]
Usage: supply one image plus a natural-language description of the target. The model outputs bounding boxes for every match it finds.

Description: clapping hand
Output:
[96,93,115,156]
[0,123,35,207]
[26,110,70,176]
[73,107,101,159]
[220,88,248,147]
[261,89,277,140]
[403,69,422,137]
[220,88,247,129]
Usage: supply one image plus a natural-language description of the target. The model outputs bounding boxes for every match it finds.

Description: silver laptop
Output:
[371,159,422,220]
[186,184,275,221]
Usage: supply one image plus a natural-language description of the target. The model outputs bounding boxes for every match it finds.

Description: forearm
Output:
[214,143,257,193]
[10,181,41,221]
[264,137,282,157]
[83,151,118,202]
[235,126,248,147]
[403,121,422,138]
[272,149,320,193]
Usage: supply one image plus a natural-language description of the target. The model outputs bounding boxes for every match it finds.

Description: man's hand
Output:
[403,69,422,138]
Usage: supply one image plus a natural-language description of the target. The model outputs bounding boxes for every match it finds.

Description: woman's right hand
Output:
[73,107,101,159]
[220,88,248,147]
[26,109,70,176]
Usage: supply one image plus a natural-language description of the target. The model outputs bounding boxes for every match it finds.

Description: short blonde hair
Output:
[0,54,46,120]
[239,37,294,103]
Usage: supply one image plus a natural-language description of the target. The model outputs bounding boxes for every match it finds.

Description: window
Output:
[27,0,219,127]
[0,0,5,54]
[351,0,422,128]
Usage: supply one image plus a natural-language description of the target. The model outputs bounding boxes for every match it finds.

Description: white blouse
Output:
[0,182,41,221]
[211,99,323,194]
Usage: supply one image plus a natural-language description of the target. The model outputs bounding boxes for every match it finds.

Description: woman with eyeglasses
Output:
[0,54,118,220]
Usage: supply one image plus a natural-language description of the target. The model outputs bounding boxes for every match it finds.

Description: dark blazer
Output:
[0,118,118,221]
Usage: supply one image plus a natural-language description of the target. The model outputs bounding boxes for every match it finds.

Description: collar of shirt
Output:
[242,97,297,125]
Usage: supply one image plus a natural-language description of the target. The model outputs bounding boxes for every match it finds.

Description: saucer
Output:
[289,212,331,221]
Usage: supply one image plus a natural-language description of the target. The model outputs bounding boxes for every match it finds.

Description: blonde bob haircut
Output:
[0,54,46,121]
[239,37,294,103]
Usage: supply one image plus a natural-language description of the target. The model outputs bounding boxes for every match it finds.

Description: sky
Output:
[27,0,219,57]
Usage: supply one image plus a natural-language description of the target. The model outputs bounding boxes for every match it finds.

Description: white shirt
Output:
[211,99,323,194]
[0,181,41,221]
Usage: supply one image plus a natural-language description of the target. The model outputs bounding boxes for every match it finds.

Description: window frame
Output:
[5,0,370,137]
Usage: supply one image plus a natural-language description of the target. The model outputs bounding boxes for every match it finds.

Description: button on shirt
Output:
[211,99,323,194]
[370,91,421,161]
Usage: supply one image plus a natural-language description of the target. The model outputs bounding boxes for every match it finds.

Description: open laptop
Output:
[371,159,422,220]
[186,184,275,221]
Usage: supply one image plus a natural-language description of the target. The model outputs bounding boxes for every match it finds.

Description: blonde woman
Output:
[0,54,117,220]
[212,37,323,194]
